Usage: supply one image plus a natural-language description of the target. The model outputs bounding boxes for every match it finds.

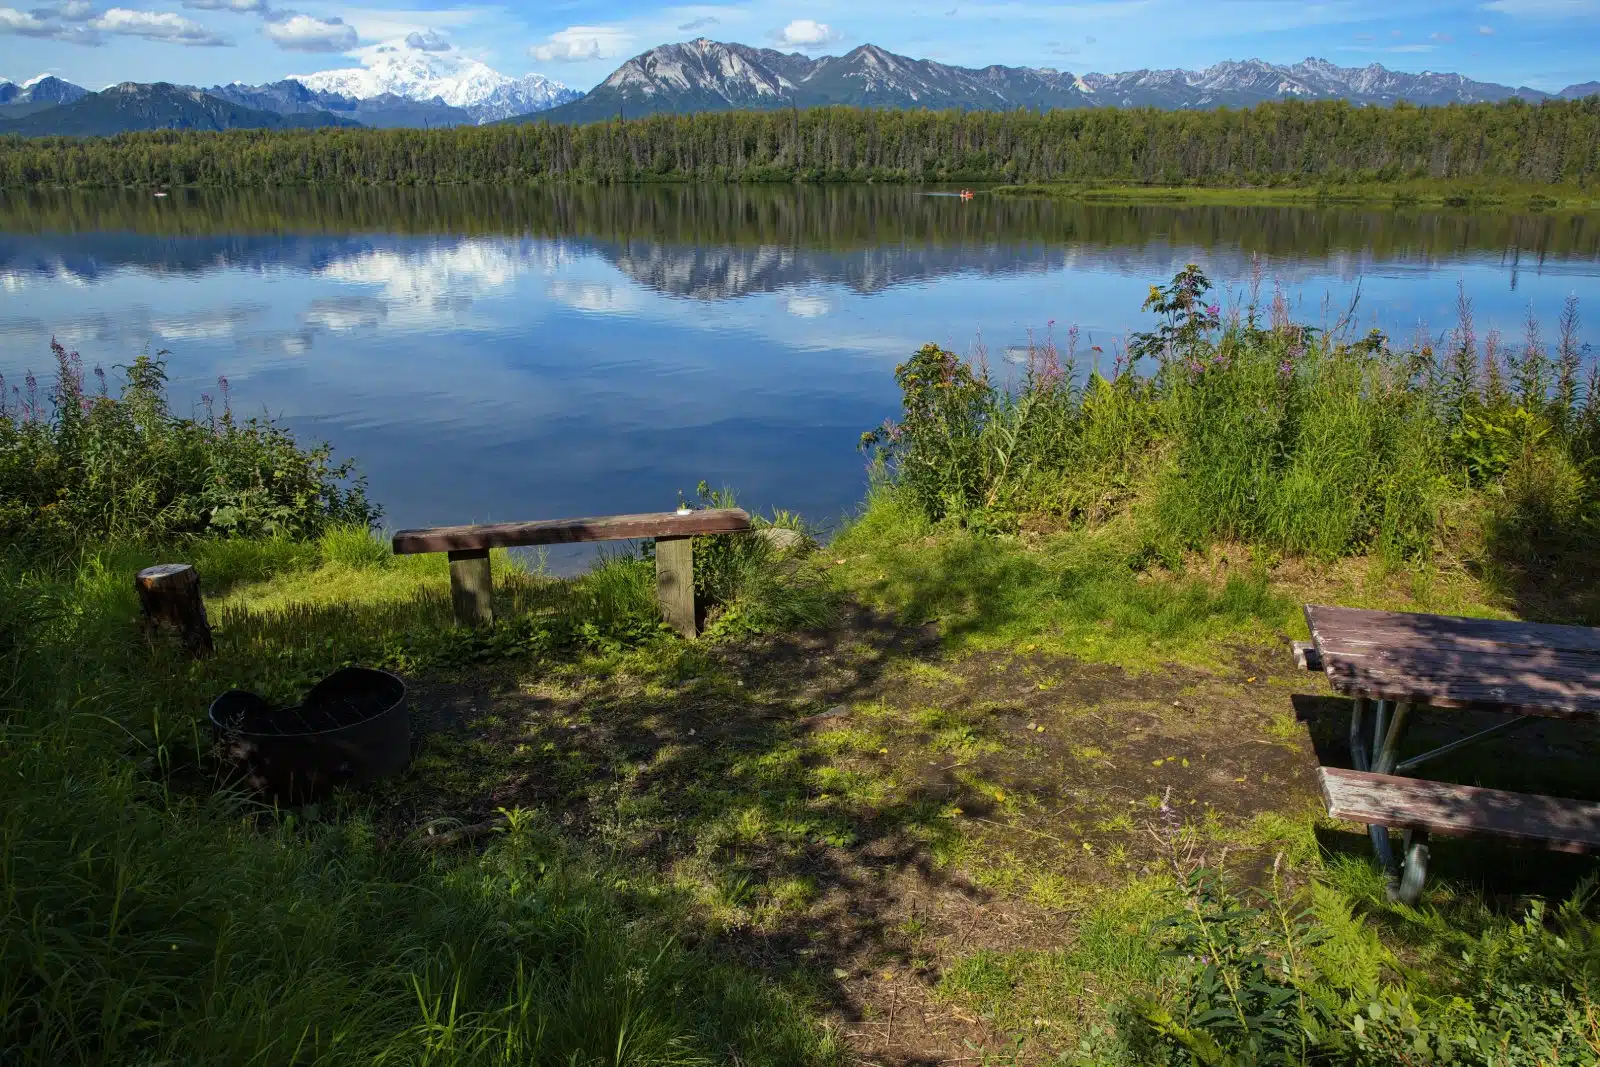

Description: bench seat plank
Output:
[393,509,752,554]
[1319,767,1600,854]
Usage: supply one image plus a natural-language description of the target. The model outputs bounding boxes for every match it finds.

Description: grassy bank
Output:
[993,179,1600,212]
[7,268,1600,1064]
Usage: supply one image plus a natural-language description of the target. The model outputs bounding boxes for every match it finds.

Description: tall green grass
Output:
[0,352,839,1063]
[1,534,840,1065]
[862,267,1598,586]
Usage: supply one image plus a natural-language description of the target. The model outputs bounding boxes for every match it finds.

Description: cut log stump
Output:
[135,563,213,657]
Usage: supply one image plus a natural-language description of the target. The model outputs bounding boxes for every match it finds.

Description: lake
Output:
[2,186,1598,561]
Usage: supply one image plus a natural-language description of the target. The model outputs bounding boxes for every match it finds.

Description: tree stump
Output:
[135,563,214,657]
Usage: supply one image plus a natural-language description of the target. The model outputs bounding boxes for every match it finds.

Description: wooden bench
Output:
[1319,767,1600,902]
[391,509,752,636]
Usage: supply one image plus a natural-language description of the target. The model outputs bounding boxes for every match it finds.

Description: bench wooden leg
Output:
[655,535,696,638]
[448,548,493,628]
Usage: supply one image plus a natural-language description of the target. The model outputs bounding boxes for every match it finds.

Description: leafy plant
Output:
[0,343,376,554]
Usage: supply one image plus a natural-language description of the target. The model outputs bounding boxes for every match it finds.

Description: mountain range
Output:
[533,39,1583,123]
[0,83,358,137]
[1,41,580,135]
[4,38,1597,138]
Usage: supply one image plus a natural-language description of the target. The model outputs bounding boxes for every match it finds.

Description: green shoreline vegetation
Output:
[2,97,1597,194]
[993,178,1600,211]
[6,267,1600,1063]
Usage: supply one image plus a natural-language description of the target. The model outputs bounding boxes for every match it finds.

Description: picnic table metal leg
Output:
[1394,829,1430,905]
[1349,697,1371,772]
[1363,700,1416,893]
[1362,699,1420,901]
[1373,701,1413,775]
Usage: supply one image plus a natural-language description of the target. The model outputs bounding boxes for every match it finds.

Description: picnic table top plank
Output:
[1308,604,1600,653]
[1319,768,1600,854]
[393,509,753,554]
[1304,604,1600,718]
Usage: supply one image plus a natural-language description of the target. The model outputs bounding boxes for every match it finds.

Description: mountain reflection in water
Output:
[2,185,1596,554]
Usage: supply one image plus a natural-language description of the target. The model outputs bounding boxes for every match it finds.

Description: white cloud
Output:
[0,4,97,39]
[1477,23,1496,33]
[264,11,355,52]
[548,280,636,313]
[529,25,630,63]
[1,6,54,31]
[775,18,839,48]
[404,27,448,50]
[785,294,831,318]
[182,0,265,11]
[1429,30,1454,41]
[92,7,228,45]
[677,15,717,31]
[31,0,94,19]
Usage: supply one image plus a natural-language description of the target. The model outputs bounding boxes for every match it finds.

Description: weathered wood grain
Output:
[1304,604,1600,717]
[393,509,752,554]
[1320,768,1600,854]
[655,535,696,639]
[448,549,493,628]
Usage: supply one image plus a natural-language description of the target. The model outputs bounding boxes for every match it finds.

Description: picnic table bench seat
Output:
[1320,768,1600,854]
[1319,767,1600,903]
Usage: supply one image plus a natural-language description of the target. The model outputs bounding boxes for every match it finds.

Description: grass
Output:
[13,510,1600,1063]
[830,495,1297,670]
[11,270,1600,1063]
[1,523,846,1065]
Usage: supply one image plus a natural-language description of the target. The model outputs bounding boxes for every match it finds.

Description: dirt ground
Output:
[392,605,1600,1065]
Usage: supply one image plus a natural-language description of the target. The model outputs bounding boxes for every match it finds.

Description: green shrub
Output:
[1125,851,1600,1066]
[0,343,376,554]
[864,268,1597,567]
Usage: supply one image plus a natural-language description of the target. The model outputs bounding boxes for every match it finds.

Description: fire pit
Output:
[209,666,409,804]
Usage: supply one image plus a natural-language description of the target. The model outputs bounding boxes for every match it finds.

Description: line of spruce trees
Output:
[2,98,1596,188]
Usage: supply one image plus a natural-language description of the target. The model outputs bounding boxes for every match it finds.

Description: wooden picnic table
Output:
[1305,604,1600,718]
[1301,604,1600,902]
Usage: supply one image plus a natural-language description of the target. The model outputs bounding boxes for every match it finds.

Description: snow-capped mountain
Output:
[1078,57,1545,107]
[287,42,578,124]
[0,75,89,107]
[540,40,1576,124]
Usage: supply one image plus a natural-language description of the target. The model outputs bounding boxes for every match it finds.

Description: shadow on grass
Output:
[9,587,843,1067]
[194,579,1004,1051]
[397,605,1002,1024]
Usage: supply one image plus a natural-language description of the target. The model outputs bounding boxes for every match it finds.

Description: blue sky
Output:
[3,0,1597,93]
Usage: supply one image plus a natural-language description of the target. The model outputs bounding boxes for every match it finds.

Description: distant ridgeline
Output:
[2,98,1597,188]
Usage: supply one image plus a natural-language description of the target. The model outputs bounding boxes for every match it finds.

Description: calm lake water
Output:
[3,186,1598,557]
